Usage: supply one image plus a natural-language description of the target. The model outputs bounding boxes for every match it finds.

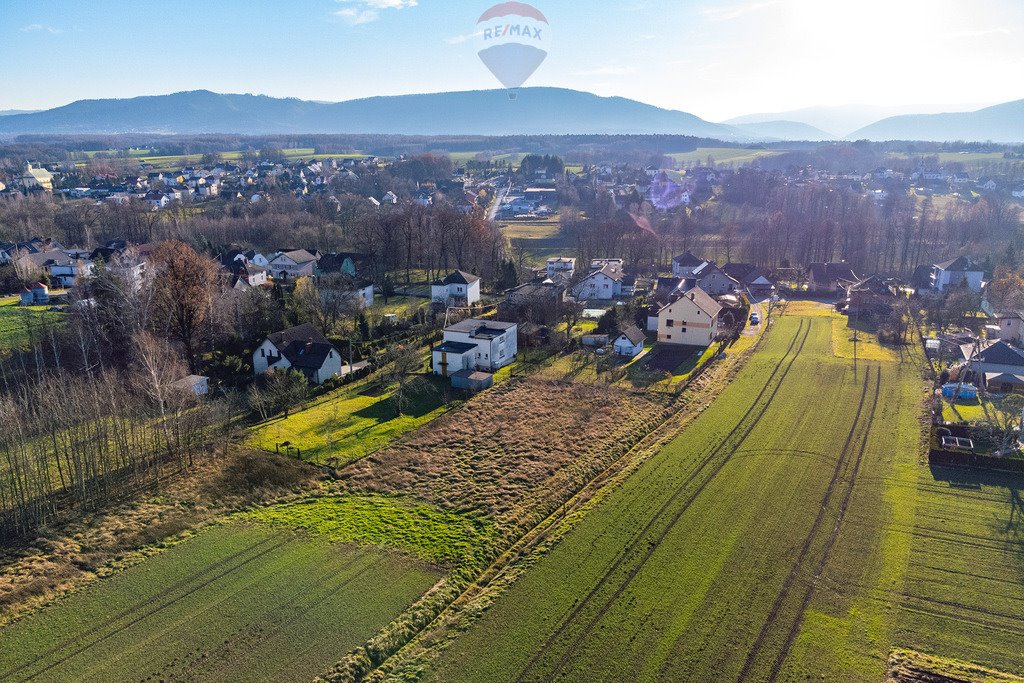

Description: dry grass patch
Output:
[342,377,670,536]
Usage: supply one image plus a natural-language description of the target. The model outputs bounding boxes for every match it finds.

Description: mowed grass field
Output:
[668,147,783,166]
[0,520,440,683]
[427,309,1024,681]
[0,296,62,352]
[246,375,448,466]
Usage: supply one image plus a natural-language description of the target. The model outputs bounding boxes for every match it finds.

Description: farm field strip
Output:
[894,465,1024,677]
[0,524,440,683]
[427,313,926,683]
[753,367,884,683]
[512,320,814,683]
[737,366,877,680]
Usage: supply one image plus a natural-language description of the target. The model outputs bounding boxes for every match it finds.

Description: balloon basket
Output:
[507,90,518,101]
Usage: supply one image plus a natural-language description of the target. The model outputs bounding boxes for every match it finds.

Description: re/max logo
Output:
[483,24,543,41]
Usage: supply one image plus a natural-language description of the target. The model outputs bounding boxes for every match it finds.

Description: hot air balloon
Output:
[475,2,550,100]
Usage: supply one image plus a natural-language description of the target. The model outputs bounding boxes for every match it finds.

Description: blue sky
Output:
[4,0,1023,120]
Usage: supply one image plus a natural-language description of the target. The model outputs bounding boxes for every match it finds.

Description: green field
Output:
[80,147,367,171]
[0,296,62,352]
[498,217,562,240]
[246,376,449,466]
[426,311,1024,681]
[0,520,440,683]
[669,147,783,167]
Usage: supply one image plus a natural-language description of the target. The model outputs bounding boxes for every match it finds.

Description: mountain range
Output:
[0,89,1020,142]
[0,88,741,139]
[849,100,1024,143]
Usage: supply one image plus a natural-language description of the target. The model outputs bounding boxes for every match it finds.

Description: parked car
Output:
[749,312,761,325]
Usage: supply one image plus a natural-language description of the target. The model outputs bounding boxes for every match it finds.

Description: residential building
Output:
[572,263,625,301]
[963,341,1024,385]
[722,263,775,298]
[656,287,723,347]
[253,323,342,385]
[431,318,517,377]
[930,256,984,293]
[808,262,859,295]
[546,257,576,280]
[672,252,707,278]
[614,325,646,357]
[268,249,318,281]
[431,270,481,306]
[686,261,740,296]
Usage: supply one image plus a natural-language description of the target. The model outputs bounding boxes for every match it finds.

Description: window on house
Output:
[667,334,672,340]
[666,319,674,327]
[261,349,265,357]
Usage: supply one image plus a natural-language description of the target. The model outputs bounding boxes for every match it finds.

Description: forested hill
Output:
[850,99,1024,143]
[0,88,742,138]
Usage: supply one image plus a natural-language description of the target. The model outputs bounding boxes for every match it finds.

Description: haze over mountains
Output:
[0,89,1020,143]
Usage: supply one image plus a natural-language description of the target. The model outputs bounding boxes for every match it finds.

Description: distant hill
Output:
[0,88,742,138]
[849,100,1024,143]
[726,103,987,139]
[0,109,38,117]
[728,120,835,141]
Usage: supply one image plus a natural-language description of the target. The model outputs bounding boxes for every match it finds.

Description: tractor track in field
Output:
[762,366,883,683]
[515,320,812,683]
[0,533,281,683]
[8,536,292,683]
[359,316,784,682]
[735,366,876,682]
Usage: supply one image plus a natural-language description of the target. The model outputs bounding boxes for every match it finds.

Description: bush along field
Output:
[409,309,1024,682]
[0,494,488,683]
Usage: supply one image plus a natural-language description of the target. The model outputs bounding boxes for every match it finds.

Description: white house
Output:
[253,323,342,385]
[931,256,984,293]
[614,325,646,357]
[572,263,625,301]
[546,257,576,280]
[354,280,374,307]
[268,249,318,282]
[431,318,517,377]
[657,287,723,347]
[431,270,481,306]
[672,252,708,278]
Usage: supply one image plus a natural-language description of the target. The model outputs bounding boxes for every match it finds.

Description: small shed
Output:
[450,369,493,392]
[984,372,1024,394]
[19,287,33,306]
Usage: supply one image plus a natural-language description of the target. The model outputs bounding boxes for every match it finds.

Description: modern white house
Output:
[268,249,318,282]
[930,256,984,293]
[546,257,576,280]
[431,270,481,306]
[354,280,375,307]
[614,325,646,357]
[656,287,723,347]
[253,323,342,385]
[431,318,517,377]
[571,263,624,301]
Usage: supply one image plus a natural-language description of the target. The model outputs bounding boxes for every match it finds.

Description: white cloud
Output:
[570,65,638,77]
[445,30,482,45]
[20,23,63,34]
[334,0,417,24]
[700,0,779,22]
